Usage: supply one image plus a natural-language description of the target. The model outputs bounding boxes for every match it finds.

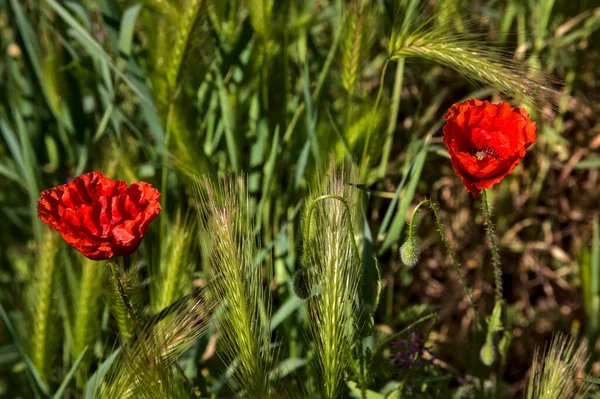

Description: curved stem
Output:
[408,199,479,330]
[481,190,502,302]
[303,194,361,266]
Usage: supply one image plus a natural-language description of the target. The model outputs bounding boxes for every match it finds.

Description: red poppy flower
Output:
[37,172,161,260]
[442,99,537,196]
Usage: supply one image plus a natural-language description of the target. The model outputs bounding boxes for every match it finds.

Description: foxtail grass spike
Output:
[104,261,141,344]
[388,2,560,110]
[73,256,105,386]
[195,176,276,398]
[303,161,362,399]
[29,228,61,383]
[98,290,213,398]
[525,334,591,399]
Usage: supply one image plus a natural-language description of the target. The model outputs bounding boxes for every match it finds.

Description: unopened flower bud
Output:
[400,239,420,267]
[480,342,496,366]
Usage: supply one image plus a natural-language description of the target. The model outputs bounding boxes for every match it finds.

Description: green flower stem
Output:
[303,194,361,266]
[408,199,479,330]
[481,190,502,302]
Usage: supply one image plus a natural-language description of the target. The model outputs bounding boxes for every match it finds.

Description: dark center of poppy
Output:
[470,144,501,160]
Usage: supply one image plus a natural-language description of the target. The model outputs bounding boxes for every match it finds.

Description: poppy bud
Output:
[480,341,496,366]
[400,238,420,267]
[292,268,311,300]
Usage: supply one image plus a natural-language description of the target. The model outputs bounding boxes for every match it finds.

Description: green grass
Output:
[0,0,599,398]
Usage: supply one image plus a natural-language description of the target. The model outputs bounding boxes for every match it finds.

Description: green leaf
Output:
[214,67,239,171]
[84,349,121,399]
[347,380,385,399]
[0,300,49,397]
[47,0,150,104]
[53,347,88,399]
[269,357,307,381]
[118,4,143,58]
[270,296,303,331]
[571,156,600,169]
[8,0,59,120]
[294,140,311,190]
[379,140,429,253]
[581,376,600,385]
[92,104,114,142]
[591,216,599,296]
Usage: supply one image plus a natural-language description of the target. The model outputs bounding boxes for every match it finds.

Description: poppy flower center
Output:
[471,145,501,160]
[467,127,507,161]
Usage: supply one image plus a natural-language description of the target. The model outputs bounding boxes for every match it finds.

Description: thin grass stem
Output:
[378,58,405,179]
[360,58,389,175]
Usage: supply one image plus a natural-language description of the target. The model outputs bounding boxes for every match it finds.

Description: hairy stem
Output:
[408,199,479,329]
[481,190,503,302]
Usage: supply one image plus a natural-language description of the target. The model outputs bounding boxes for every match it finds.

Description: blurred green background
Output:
[0,0,599,397]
